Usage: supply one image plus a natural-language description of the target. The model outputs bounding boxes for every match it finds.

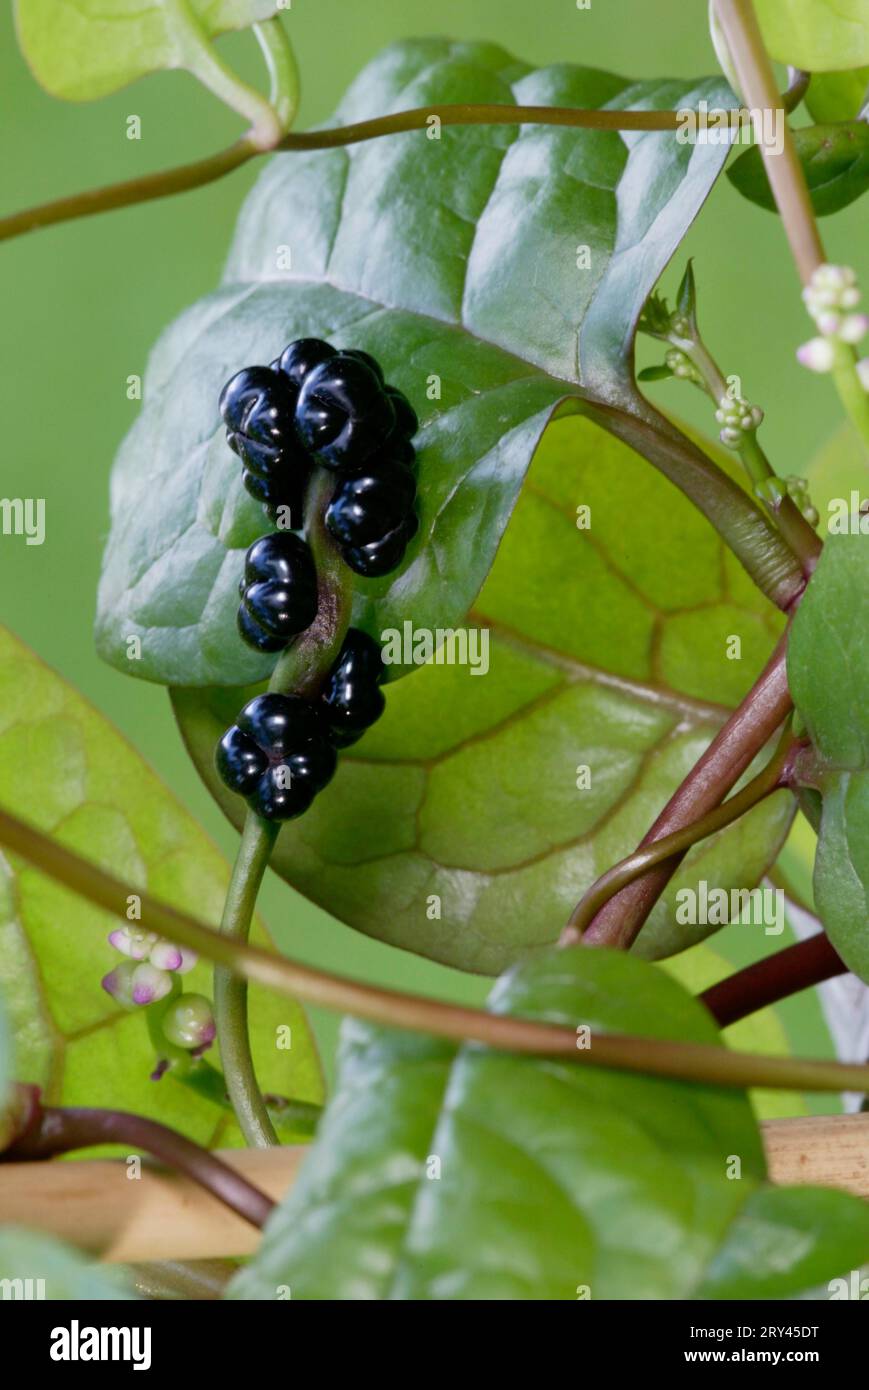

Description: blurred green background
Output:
[1,0,863,1080]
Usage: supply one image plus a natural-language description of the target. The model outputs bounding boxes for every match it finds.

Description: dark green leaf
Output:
[813,771,869,981]
[0,626,323,1148]
[175,415,794,974]
[637,363,675,381]
[727,122,869,217]
[96,41,736,688]
[228,948,867,1300]
[14,0,278,101]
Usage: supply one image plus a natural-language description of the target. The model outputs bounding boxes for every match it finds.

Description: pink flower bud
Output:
[130,963,173,1006]
[149,940,184,971]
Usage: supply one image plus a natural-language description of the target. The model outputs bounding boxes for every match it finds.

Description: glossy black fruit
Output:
[241,468,308,530]
[343,511,419,578]
[385,386,418,444]
[295,353,396,469]
[272,338,336,389]
[320,630,385,748]
[325,458,416,548]
[219,366,305,481]
[237,533,318,652]
[216,692,335,821]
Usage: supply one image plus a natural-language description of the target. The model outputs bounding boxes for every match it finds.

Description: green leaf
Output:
[695,1186,869,1299]
[174,414,794,975]
[754,0,869,72]
[0,625,323,1149]
[228,948,868,1300]
[788,534,869,770]
[14,0,278,102]
[805,68,869,124]
[727,122,869,217]
[0,1227,134,1299]
[814,771,869,980]
[0,988,9,1110]
[96,40,740,688]
[789,536,869,981]
[637,363,675,382]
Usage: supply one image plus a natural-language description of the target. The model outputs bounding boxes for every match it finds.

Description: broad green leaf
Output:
[789,536,869,981]
[788,535,869,770]
[14,0,278,102]
[727,122,869,217]
[174,414,793,974]
[0,1227,134,1300]
[814,771,869,980]
[96,40,742,688]
[695,1186,869,1299]
[0,626,323,1149]
[0,989,9,1111]
[229,948,868,1300]
[805,68,869,123]
[754,0,869,72]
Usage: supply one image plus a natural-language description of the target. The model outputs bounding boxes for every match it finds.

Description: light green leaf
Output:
[96,40,748,688]
[0,625,323,1149]
[727,122,869,217]
[174,414,794,975]
[0,989,9,1111]
[805,68,869,123]
[228,948,867,1300]
[14,0,278,102]
[0,1227,135,1299]
[754,0,869,72]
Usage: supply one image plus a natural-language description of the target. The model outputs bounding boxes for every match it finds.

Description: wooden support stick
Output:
[1,1115,867,1263]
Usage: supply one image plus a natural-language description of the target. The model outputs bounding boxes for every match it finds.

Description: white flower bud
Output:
[796,338,835,373]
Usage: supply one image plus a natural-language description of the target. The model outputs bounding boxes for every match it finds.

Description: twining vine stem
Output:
[564,632,794,950]
[3,1093,274,1230]
[0,76,803,245]
[701,933,845,1027]
[212,476,352,1148]
[564,729,797,940]
[2,804,868,1096]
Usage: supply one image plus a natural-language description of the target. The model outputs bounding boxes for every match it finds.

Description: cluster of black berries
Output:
[216,631,385,820]
[219,337,418,576]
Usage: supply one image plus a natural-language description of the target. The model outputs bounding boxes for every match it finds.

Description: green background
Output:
[1,0,863,1076]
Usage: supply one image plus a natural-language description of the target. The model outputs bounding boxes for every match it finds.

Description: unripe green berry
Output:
[161,994,216,1050]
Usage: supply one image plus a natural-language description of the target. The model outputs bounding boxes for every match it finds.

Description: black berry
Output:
[241,468,308,530]
[237,533,318,652]
[216,693,336,821]
[295,353,396,469]
[219,366,303,479]
[385,386,418,445]
[272,338,336,389]
[343,511,419,578]
[320,630,385,747]
[325,458,416,548]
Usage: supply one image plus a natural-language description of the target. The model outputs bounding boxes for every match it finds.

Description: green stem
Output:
[712,3,869,452]
[664,333,822,571]
[570,633,793,950]
[564,732,796,940]
[253,18,300,134]
[830,339,869,452]
[2,805,869,1096]
[215,813,280,1148]
[165,0,283,147]
[0,96,774,245]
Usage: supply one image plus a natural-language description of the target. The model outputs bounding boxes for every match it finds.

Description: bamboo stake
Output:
[1,1115,867,1264]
